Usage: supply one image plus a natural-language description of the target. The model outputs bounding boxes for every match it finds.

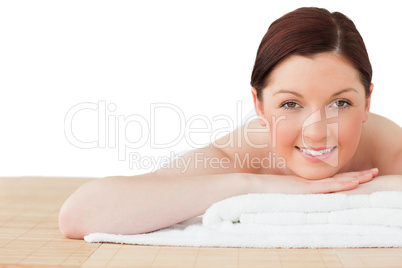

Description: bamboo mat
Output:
[1,177,402,267]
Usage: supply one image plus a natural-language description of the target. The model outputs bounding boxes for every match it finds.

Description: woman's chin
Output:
[294,167,339,180]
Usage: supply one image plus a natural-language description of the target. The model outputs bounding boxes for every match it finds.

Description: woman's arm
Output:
[58,172,248,239]
[58,159,376,239]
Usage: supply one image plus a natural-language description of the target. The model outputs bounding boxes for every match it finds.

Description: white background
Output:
[1,0,401,177]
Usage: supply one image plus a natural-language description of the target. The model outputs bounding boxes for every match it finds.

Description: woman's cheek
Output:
[271,115,301,155]
[338,113,363,159]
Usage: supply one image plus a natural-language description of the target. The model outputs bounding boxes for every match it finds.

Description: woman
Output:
[59,7,402,239]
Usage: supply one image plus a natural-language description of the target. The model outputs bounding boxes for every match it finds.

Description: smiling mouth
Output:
[295,146,337,156]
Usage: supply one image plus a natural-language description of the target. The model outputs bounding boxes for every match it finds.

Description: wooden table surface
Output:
[1,177,402,267]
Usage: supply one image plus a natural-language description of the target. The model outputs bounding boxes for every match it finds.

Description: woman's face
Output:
[252,53,372,179]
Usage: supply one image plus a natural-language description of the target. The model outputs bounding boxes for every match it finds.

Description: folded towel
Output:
[202,191,402,229]
[239,208,402,227]
[84,191,402,248]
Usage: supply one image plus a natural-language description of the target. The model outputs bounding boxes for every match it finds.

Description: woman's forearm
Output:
[58,172,250,239]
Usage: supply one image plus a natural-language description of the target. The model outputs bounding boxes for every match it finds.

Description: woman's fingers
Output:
[311,179,360,194]
[260,169,379,195]
[332,168,379,179]
[336,173,374,184]
[311,171,377,194]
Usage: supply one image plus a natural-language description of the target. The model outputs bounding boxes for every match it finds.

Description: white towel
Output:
[84,191,402,248]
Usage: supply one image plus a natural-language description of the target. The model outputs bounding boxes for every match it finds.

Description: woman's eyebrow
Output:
[273,89,303,98]
[331,88,358,97]
[272,88,358,98]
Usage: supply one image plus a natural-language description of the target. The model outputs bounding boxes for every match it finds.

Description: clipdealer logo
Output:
[64,101,281,170]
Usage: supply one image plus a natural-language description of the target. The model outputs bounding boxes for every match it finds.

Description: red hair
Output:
[251,7,372,100]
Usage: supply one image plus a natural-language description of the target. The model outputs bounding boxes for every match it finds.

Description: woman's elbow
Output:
[58,181,96,239]
[58,177,149,238]
[58,197,86,239]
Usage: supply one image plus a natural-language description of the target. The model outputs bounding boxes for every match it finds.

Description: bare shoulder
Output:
[152,118,271,177]
[364,113,401,143]
[363,113,402,174]
[217,118,272,173]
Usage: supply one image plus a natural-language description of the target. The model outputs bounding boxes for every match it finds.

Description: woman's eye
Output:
[330,100,351,109]
[281,102,300,110]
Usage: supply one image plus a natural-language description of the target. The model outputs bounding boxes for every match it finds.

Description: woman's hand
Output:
[249,168,379,194]
[342,174,402,195]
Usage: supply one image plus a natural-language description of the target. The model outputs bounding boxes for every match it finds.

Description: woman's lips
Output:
[296,146,337,162]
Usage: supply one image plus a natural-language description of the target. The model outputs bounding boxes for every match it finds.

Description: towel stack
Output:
[201,192,402,248]
[85,191,402,248]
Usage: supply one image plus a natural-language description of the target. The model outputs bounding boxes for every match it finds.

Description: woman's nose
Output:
[301,109,330,144]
